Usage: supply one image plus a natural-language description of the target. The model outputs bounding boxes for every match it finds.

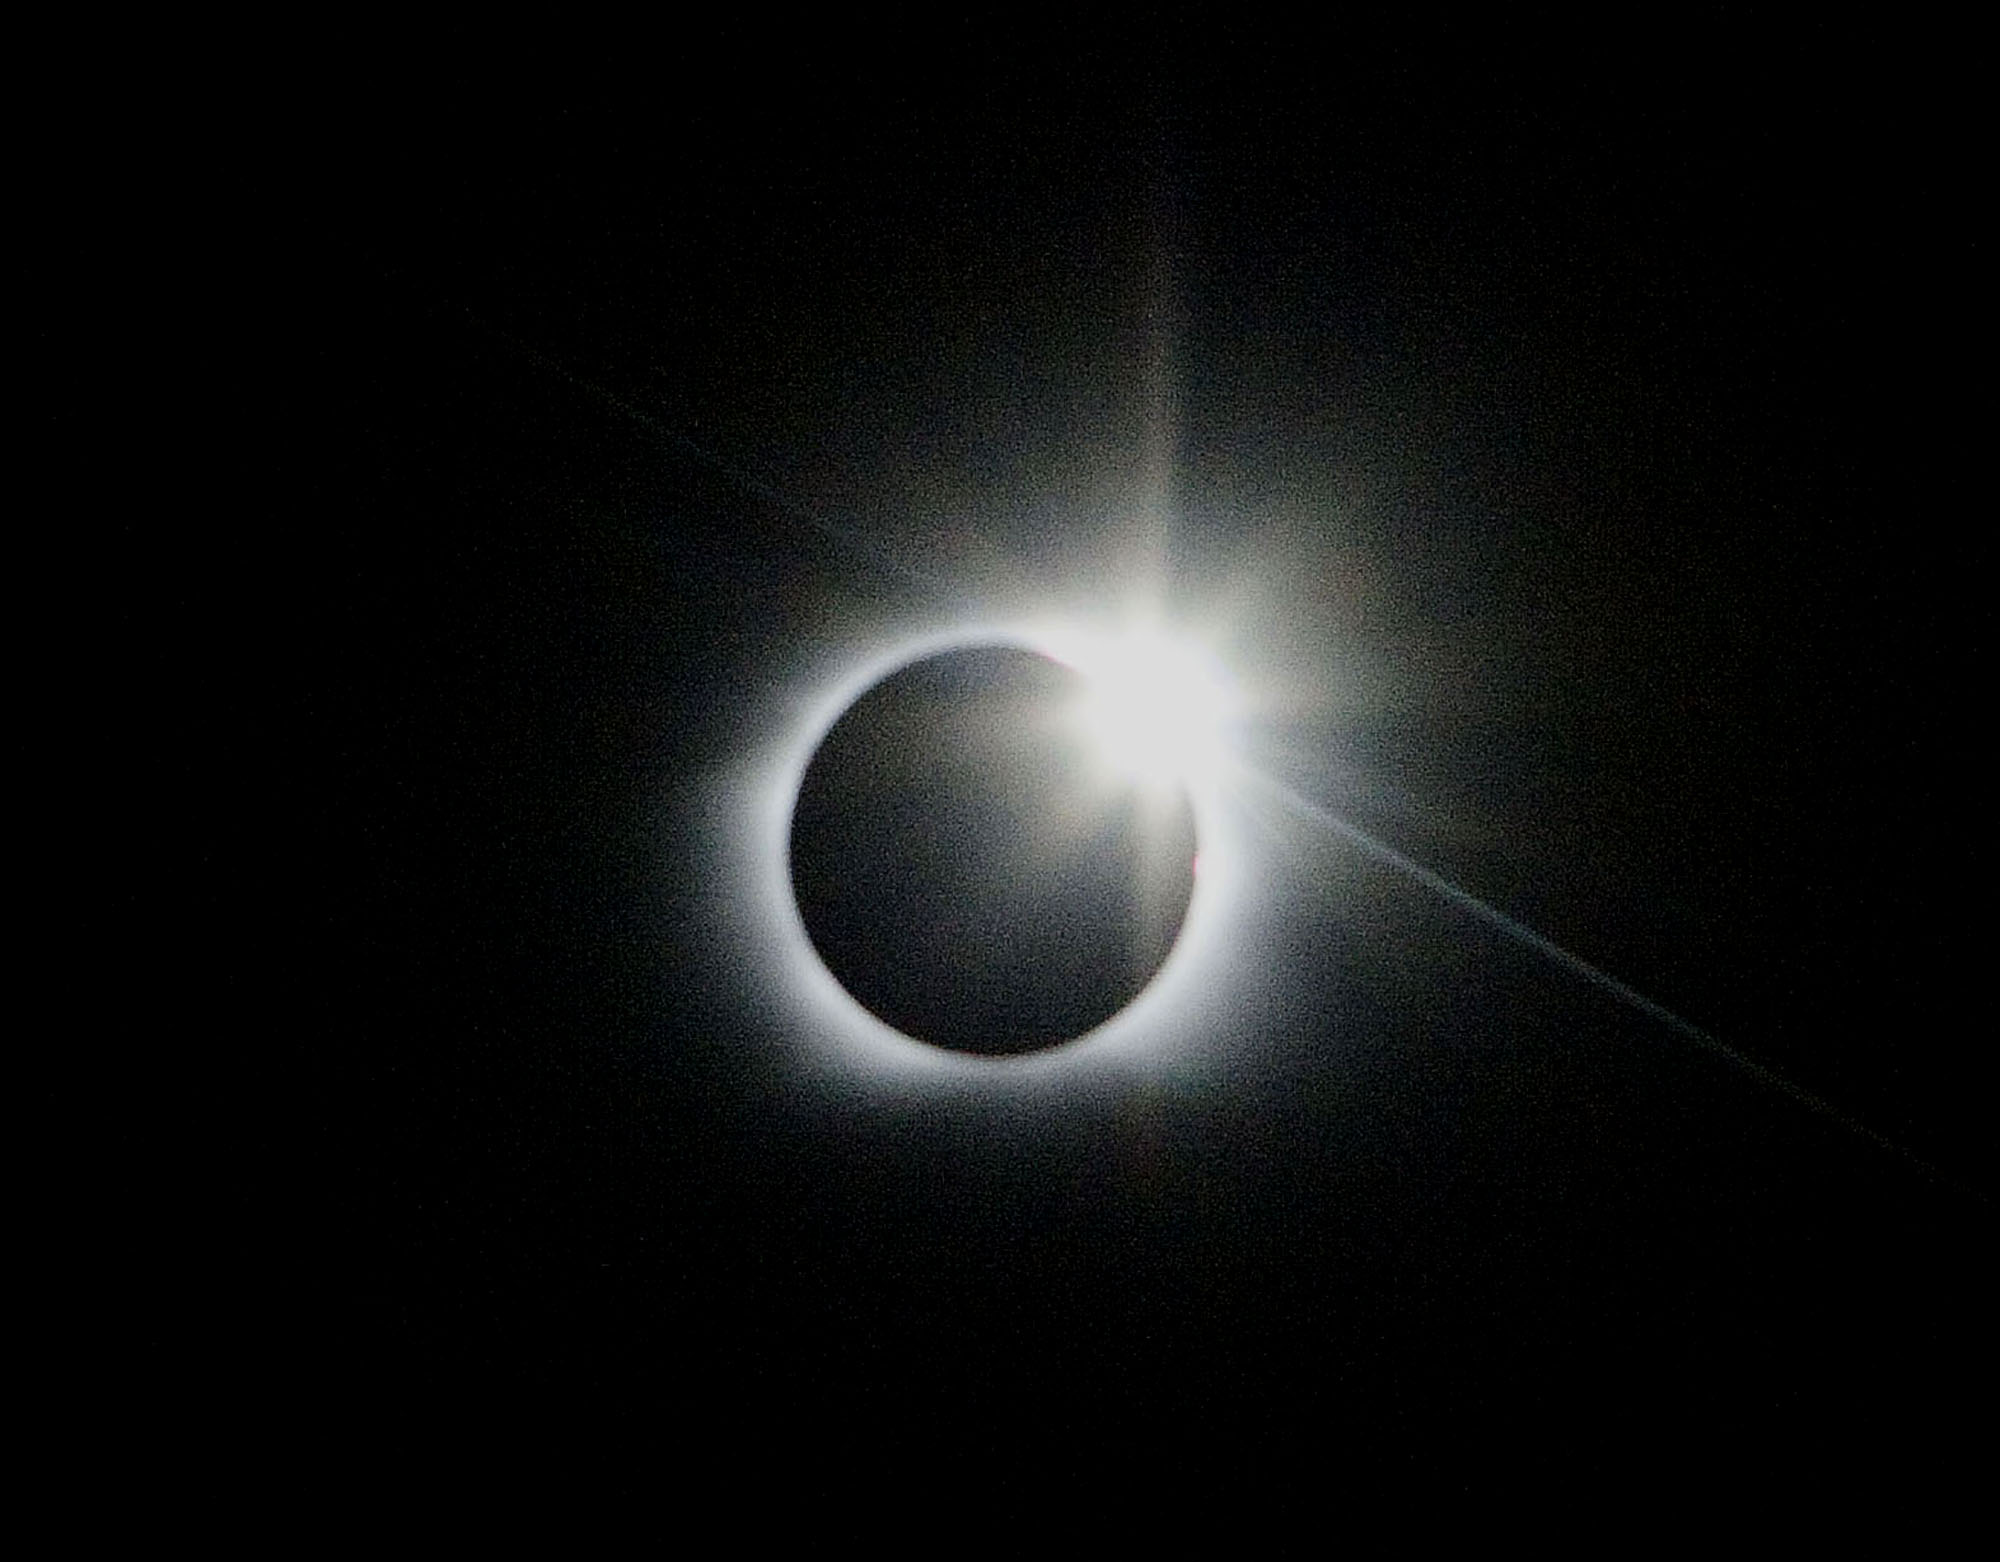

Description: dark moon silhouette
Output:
[788,645,1199,1055]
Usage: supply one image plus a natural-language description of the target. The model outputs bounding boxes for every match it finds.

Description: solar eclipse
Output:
[749,615,1251,1077]
[787,641,1202,1056]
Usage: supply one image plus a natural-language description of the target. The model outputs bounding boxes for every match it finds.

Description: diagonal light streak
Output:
[1237,763,1971,1193]
[451,303,955,598]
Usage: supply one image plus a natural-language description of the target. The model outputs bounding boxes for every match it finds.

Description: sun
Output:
[739,609,1256,1082]
[1038,623,1239,796]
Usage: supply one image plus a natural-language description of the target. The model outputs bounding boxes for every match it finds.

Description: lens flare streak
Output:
[1244,767,1941,1175]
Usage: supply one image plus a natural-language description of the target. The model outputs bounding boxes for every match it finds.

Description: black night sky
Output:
[253,22,1984,1503]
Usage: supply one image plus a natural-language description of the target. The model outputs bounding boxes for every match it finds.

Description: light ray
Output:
[1239,764,1960,1185]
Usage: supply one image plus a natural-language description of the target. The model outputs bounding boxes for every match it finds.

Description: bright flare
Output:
[1048,626,1237,794]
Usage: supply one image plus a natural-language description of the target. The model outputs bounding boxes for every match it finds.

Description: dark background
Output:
[165,19,1986,1503]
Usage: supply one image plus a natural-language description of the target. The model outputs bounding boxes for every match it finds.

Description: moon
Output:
[787,643,1200,1056]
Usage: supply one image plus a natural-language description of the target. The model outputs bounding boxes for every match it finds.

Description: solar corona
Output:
[760,615,1249,1074]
